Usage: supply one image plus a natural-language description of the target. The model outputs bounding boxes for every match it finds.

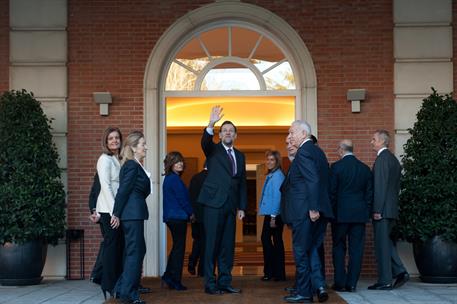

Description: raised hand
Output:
[208,105,224,128]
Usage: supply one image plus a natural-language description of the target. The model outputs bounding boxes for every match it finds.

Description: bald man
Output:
[330,140,373,292]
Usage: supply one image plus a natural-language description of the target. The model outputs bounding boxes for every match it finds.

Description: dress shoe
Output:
[188,264,196,275]
[161,275,176,290]
[331,284,345,292]
[174,282,187,291]
[283,294,313,303]
[345,286,356,292]
[316,287,328,302]
[393,272,409,289]
[138,285,152,294]
[205,287,223,295]
[261,275,272,281]
[285,286,297,293]
[132,300,146,304]
[367,282,393,290]
[275,276,286,281]
[219,286,241,293]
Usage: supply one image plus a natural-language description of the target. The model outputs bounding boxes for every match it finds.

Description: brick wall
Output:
[68,0,393,278]
[0,0,8,93]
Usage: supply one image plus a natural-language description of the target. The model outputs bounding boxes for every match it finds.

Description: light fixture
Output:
[346,89,366,113]
[93,92,112,116]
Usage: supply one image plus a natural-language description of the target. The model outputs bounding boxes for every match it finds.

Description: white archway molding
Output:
[143,1,317,276]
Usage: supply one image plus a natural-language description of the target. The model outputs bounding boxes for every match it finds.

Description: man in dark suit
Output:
[330,139,373,292]
[187,163,207,276]
[281,121,333,303]
[368,130,409,290]
[198,105,247,295]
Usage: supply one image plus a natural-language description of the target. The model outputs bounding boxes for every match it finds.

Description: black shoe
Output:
[261,275,272,281]
[174,282,187,291]
[138,285,152,294]
[132,300,146,304]
[275,276,286,281]
[345,285,356,292]
[188,264,196,275]
[367,282,393,290]
[161,275,176,290]
[331,284,345,292]
[205,287,223,295]
[316,287,328,302]
[219,286,241,293]
[393,272,409,289]
[283,294,313,303]
[285,286,297,293]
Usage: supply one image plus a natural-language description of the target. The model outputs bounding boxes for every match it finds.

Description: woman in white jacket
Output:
[95,127,123,299]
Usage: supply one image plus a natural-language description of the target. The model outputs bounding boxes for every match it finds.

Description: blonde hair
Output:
[120,130,144,164]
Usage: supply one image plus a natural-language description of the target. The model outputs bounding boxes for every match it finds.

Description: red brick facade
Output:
[66,0,394,278]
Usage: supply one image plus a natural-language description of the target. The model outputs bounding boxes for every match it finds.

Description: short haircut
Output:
[375,129,390,147]
[163,151,185,175]
[339,140,354,153]
[265,150,282,172]
[292,120,312,136]
[220,120,237,133]
[101,127,123,156]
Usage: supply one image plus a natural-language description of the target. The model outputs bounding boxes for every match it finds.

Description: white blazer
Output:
[96,153,120,215]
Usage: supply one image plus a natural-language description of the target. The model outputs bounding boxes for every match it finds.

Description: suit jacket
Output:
[197,129,247,210]
[372,149,401,219]
[113,159,150,220]
[188,169,207,222]
[330,154,373,223]
[162,172,193,222]
[96,153,121,215]
[88,172,101,212]
[281,140,333,224]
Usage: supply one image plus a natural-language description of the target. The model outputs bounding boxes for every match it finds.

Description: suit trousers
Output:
[203,202,236,290]
[373,218,406,284]
[331,222,365,288]
[261,215,285,280]
[114,220,146,301]
[291,218,314,298]
[309,218,328,291]
[189,221,205,276]
[99,213,123,293]
[164,220,188,283]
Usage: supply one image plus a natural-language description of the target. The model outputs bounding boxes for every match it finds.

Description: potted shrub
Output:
[0,90,66,285]
[396,89,457,283]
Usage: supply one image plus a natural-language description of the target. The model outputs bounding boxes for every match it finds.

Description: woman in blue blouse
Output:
[258,150,286,281]
[162,151,194,291]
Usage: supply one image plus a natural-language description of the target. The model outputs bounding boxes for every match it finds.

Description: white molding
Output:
[143,1,317,276]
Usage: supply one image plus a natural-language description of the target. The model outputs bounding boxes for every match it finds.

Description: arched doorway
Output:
[143,2,317,276]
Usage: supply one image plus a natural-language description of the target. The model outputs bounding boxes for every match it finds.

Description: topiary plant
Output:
[0,90,66,245]
[397,88,457,243]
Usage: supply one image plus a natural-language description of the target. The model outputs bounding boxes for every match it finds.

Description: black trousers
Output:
[203,203,236,290]
[261,215,285,280]
[189,221,205,276]
[164,220,188,283]
[99,213,124,293]
[331,222,365,288]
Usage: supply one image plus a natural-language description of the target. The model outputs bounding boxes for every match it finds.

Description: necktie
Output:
[227,148,236,176]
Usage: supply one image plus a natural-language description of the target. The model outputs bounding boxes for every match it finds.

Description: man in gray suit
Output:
[368,130,409,290]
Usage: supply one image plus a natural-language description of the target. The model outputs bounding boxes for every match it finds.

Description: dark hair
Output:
[220,120,237,133]
[163,151,185,175]
[310,134,318,145]
[265,150,282,173]
[101,127,123,156]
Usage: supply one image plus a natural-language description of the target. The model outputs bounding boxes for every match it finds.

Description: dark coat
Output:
[330,154,373,223]
[281,140,333,224]
[188,169,207,222]
[162,172,193,222]
[113,160,150,220]
[197,129,247,210]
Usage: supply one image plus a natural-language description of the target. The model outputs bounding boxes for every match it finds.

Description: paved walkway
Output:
[0,277,456,304]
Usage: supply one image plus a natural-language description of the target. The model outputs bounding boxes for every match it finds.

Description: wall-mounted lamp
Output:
[347,89,366,113]
[93,92,112,116]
